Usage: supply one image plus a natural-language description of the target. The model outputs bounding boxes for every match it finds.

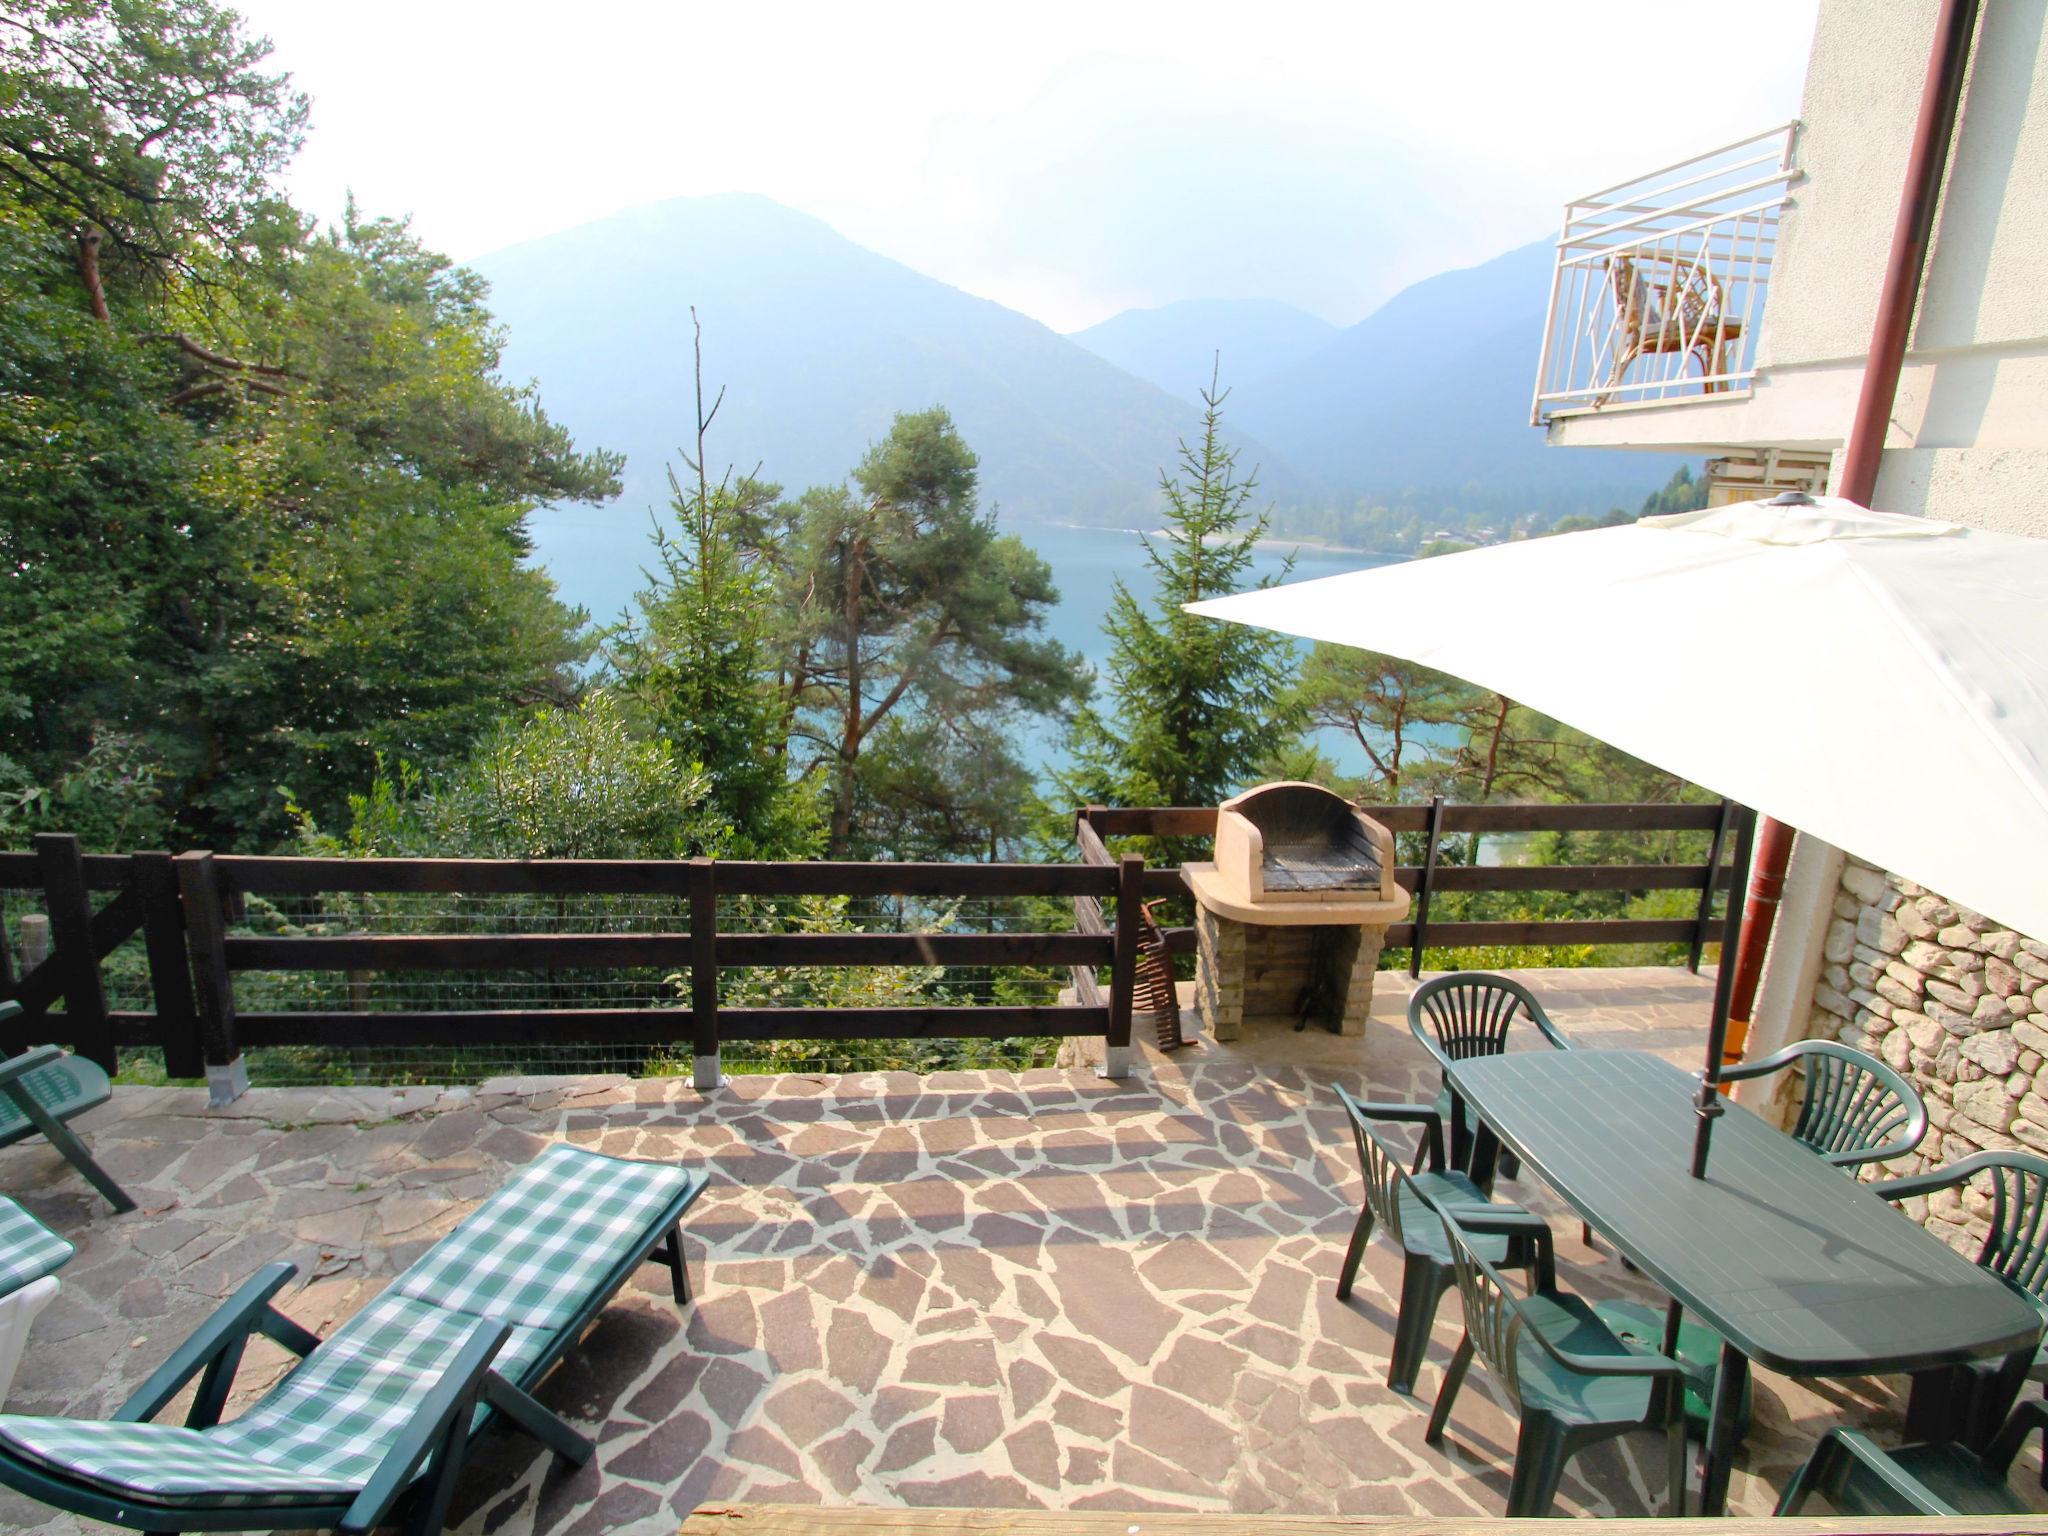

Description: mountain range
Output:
[1067,298,1336,402]
[474,193,1683,545]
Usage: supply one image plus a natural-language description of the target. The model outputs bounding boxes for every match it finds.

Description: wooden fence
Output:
[1076,799,1740,976]
[0,836,1131,1091]
[0,801,1737,1091]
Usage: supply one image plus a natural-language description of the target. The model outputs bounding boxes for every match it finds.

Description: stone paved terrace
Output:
[0,968,1966,1534]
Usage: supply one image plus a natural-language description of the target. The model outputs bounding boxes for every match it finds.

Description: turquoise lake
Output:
[527,506,1405,787]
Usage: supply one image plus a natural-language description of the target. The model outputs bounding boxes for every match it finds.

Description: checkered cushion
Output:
[0,1144,687,1511]
[210,1292,552,1484]
[0,1197,70,1297]
[0,1419,358,1509]
[0,1054,109,1146]
[393,1142,692,1331]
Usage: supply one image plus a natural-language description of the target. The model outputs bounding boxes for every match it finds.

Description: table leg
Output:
[1465,1115,1501,1193]
[1697,1340,1749,1516]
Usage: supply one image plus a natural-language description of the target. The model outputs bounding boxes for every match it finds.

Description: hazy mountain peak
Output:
[1068,297,1338,400]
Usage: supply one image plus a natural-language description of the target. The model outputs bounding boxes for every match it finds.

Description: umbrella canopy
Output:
[1187,496,2048,941]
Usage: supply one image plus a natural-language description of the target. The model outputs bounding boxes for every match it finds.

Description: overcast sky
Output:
[231,0,1819,333]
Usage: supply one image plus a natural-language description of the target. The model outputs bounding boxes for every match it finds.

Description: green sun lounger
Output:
[0,1003,135,1214]
[0,1141,708,1534]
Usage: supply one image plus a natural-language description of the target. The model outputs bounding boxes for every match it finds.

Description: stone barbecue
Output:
[1183,783,1410,1039]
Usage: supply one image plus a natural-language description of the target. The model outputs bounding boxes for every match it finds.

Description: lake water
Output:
[528,506,1404,785]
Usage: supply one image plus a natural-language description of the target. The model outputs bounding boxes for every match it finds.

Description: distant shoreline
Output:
[1027,519,1405,562]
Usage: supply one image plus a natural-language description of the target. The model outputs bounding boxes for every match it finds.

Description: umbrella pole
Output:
[1692,805,1758,1178]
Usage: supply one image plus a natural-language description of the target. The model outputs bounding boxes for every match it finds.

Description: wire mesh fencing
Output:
[109,888,1077,1087]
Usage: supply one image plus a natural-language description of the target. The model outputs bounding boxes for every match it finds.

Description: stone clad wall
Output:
[1192,907,1384,1040]
[1804,856,2048,1248]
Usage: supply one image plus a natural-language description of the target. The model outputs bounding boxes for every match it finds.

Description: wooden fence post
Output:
[34,833,114,1073]
[1690,798,1736,974]
[132,851,203,1079]
[175,851,245,1104]
[690,858,721,1091]
[1103,853,1144,1079]
[1409,796,1447,980]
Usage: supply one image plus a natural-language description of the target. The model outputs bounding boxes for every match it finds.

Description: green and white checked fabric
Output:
[0,1055,108,1146]
[0,1420,358,1509]
[393,1141,691,1330]
[0,1143,689,1511]
[210,1292,540,1483]
[0,1197,70,1297]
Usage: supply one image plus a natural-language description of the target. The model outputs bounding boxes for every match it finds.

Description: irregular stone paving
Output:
[0,969,1951,1534]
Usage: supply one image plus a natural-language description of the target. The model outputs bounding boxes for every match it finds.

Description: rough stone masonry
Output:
[1803,855,2048,1251]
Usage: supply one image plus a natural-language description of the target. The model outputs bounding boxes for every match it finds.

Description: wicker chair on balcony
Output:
[1598,254,1742,402]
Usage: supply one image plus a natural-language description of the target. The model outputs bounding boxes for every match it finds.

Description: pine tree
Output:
[1064,364,1304,825]
[611,314,814,854]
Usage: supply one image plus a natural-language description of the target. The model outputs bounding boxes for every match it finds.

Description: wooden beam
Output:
[221,932,1113,973]
[217,855,1116,899]
[1082,807,1218,837]
[232,1006,1104,1046]
[1422,864,1731,894]
[1073,817,1113,868]
[1436,802,1724,834]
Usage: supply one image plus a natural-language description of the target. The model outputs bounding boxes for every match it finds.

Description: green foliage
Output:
[0,0,307,266]
[608,317,813,855]
[330,693,718,861]
[1063,371,1304,848]
[0,729,166,850]
[0,2,620,851]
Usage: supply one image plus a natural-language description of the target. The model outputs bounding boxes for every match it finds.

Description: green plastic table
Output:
[1446,1048,2043,1516]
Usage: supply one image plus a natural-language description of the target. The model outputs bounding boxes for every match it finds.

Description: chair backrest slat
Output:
[1336,1087,1414,1246]
[1410,973,1565,1064]
[1981,1159,2048,1301]
[1778,1041,1926,1167]
[1438,1208,1523,1402]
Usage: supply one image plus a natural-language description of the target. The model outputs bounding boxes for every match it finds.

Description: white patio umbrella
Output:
[1187,493,2048,1171]
[1190,495,2048,941]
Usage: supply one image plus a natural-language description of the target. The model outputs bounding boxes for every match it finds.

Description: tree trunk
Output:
[828,539,866,856]
[1469,693,1513,862]
[75,227,111,327]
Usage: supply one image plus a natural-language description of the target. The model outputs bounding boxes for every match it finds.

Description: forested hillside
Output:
[0,0,619,851]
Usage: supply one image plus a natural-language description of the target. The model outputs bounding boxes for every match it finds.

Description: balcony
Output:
[1532,125,1799,423]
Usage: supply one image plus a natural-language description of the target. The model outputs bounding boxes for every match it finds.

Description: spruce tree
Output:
[611,314,813,854]
[1064,365,1304,825]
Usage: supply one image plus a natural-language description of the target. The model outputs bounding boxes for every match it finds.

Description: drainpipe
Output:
[1719,0,1981,1076]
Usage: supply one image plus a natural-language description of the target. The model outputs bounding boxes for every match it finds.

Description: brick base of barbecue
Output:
[1194,906,1385,1040]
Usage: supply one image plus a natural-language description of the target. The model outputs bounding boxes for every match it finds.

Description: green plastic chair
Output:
[1598,1038,1926,1440]
[1407,973,1570,1183]
[1426,1203,1688,1519]
[1776,1397,2048,1516]
[1332,1086,1538,1395]
[0,1019,133,1214]
[1721,1038,1929,1167]
[1873,1150,2048,1450]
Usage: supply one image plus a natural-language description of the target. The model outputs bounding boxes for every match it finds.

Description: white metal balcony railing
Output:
[1531,123,1800,422]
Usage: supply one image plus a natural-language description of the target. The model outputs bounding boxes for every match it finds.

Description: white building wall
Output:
[1548,0,2048,538]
